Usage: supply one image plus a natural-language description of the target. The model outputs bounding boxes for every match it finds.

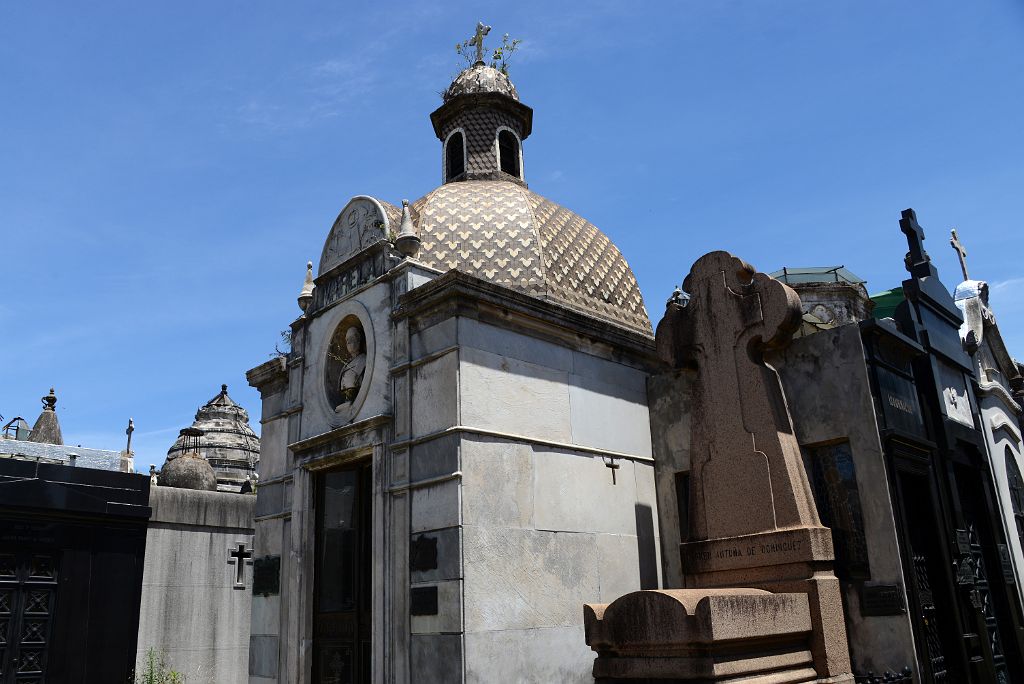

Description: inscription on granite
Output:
[876,367,925,436]
[860,582,905,616]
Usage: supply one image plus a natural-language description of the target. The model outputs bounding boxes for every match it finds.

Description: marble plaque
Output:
[937,362,974,427]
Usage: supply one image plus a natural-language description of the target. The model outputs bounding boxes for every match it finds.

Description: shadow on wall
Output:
[635,503,658,589]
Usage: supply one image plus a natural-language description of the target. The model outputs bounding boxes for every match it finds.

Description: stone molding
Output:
[394,270,659,365]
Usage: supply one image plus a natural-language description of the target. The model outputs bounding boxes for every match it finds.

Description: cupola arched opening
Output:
[497,128,521,179]
[444,130,465,182]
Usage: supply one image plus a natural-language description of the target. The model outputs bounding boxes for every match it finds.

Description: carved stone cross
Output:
[899,208,938,280]
[655,251,820,540]
[950,228,969,281]
[228,542,253,589]
[470,22,491,64]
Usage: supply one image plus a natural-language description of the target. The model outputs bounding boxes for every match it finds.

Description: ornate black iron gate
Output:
[0,552,59,684]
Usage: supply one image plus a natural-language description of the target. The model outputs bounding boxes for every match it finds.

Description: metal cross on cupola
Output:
[899,208,939,280]
[469,22,491,64]
[228,542,254,590]
[950,228,970,281]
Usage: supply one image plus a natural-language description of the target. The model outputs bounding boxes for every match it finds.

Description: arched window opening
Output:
[1006,448,1024,550]
[498,129,521,178]
[445,132,465,181]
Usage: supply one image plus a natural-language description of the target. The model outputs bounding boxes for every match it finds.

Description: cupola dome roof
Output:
[408,180,651,335]
[443,63,519,103]
[160,452,218,491]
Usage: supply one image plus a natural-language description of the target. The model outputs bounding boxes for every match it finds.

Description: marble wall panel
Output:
[411,478,461,533]
[464,625,593,684]
[457,317,573,372]
[410,579,463,634]
[410,634,463,684]
[410,351,459,437]
[533,449,637,536]
[462,525,599,632]
[459,346,571,442]
[461,436,535,529]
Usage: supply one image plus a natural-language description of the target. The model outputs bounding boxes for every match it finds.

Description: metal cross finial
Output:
[950,228,969,281]
[470,22,491,64]
[126,418,134,453]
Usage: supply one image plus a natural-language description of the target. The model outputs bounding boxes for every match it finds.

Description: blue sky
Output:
[2,2,1022,469]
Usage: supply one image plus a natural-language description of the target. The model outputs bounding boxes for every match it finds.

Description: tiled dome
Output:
[409,180,651,335]
[443,64,519,103]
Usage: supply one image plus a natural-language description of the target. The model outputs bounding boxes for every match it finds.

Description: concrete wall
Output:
[776,324,918,676]
[137,486,255,684]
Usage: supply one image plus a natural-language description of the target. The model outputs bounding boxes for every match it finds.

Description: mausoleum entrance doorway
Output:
[313,461,372,684]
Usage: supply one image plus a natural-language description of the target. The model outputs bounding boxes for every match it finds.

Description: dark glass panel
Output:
[318,470,358,612]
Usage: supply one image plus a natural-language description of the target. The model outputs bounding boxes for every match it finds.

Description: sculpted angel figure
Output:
[336,325,367,409]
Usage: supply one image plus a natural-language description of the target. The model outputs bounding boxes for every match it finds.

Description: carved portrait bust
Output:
[326,316,368,412]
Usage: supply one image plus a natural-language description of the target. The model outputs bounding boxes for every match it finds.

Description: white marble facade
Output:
[955,279,1024,597]
[246,219,660,683]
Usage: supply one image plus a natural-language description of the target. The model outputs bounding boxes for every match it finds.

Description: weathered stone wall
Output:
[775,324,917,676]
[136,487,255,684]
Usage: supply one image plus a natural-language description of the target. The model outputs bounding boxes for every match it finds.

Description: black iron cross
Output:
[899,208,938,279]
[229,542,253,589]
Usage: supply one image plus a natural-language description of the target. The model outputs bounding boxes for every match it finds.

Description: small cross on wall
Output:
[228,542,254,590]
[603,456,620,485]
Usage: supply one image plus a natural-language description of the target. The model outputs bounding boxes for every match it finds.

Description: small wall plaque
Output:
[409,535,438,572]
[860,582,906,616]
[253,555,281,597]
[410,586,438,616]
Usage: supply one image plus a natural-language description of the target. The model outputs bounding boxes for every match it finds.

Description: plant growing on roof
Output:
[455,23,522,76]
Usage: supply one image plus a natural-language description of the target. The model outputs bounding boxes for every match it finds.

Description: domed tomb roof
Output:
[409,180,651,335]
[167,385,259,492]
[161,452,218,492]
[443,63,519,103]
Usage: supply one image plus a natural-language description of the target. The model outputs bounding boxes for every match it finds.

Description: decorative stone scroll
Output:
[319,196,391,276]
[585,251,852,683]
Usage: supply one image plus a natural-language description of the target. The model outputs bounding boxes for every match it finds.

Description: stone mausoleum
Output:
[246,44,661,684]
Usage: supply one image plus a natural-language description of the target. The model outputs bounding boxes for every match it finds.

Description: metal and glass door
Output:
[0,552,58,684]
[313,462,372,684]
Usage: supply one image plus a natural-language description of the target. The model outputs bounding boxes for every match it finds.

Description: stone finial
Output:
[298,260,315,312]
[394,199,421,258]
[41,388,57,411]
[28,387,63,445]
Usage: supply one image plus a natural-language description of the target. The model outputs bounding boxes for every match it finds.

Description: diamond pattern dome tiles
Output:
[410,180,651,335]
